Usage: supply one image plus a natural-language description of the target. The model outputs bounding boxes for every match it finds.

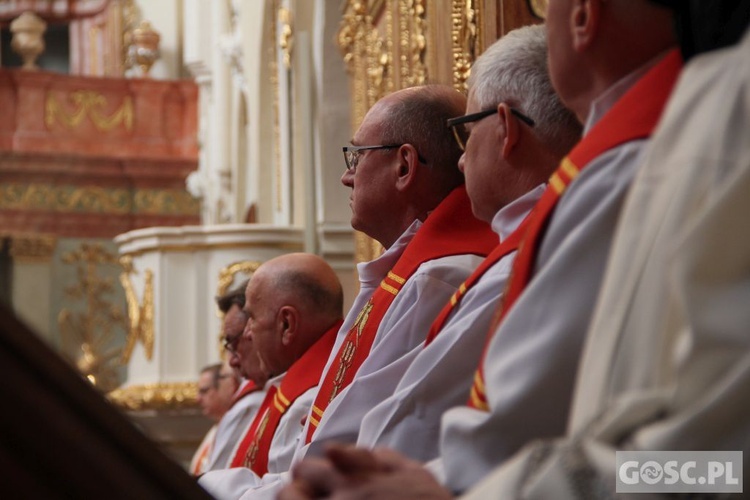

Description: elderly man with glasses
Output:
[200,284,270,472]
[191,362,239,475]
[200,253,344,496]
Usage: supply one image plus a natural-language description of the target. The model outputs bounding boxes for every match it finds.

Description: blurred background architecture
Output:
[0,0,544,467]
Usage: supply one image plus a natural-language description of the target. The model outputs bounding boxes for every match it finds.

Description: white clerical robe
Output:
[199,372,313,498]
[355,185,544,463]
[439,60,660,494]
[206,380,267,471]
[190,424,217,476]
[463,31,750,500]
[300,220,484,458]
[200,220,484,500]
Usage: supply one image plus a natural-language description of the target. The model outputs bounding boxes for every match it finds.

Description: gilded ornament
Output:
[59,243,129,393]
[278,7,294,70]
[119,255,155,363]
[399,0,428,86]
[133,189,200,215]
[451,0,480,92]
[0,183,198,216]
[8,234,57,261]
[216,261,262,300]
[130,20,161,76]
[45,90,134,132]
[108,382,200,411]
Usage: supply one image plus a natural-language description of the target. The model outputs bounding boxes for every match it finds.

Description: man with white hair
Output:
[354,24,581,464]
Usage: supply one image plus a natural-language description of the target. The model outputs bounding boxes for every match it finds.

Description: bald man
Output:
[199,253,344,495]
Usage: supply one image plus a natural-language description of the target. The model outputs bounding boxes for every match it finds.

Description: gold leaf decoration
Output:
[45,90,133,132]
[108,382,199,411]
[58,243,128,393]
[119,255,155,363]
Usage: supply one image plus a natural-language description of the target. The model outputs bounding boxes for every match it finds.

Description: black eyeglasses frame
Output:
[446,107,535,151]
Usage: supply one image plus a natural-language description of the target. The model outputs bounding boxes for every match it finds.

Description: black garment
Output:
[650,0,750,59]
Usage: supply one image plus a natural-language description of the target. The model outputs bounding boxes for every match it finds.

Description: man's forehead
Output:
[356,102,390,140]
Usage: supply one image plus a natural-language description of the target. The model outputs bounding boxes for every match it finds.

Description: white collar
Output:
[583,52,670,134]
[491,184,545,242]
[355,219,421,287]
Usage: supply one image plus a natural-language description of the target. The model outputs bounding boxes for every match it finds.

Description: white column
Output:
[210,0,232,223]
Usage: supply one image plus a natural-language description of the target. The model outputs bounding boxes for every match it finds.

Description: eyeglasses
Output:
[446,107,535,151]
[342,144,402,171]
[222,332,242,354]
[342,144,428,171]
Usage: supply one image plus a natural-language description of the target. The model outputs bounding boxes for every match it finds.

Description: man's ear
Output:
[497,103,519,159]
[572,0,600,52]
[278,305,298,346]
[394,144,421,191]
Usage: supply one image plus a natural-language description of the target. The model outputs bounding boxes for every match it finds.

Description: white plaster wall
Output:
[241,0,275,225]
[115,225,305,387]
[312,0,354,226]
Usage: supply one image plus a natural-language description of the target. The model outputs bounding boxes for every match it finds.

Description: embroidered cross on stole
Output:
[229,321,341,474]
[305,185,498,443]
[424,217,530,346]
[468,49,684,411]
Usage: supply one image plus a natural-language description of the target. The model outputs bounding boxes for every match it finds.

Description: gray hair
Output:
[468,25,581,155]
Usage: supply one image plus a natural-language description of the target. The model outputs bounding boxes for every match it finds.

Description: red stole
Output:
[468,49,683,411]
[230,379,260,407]
[305,186,497,443]
[229,320,341,474]
[424,217,529,346]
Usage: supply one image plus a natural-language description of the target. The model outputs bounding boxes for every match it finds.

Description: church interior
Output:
[0,0,546,483]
